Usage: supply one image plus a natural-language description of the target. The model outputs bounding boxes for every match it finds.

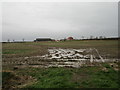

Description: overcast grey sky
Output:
[2,2,118,41]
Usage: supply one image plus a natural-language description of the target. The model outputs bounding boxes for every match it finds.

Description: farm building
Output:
[34,38,52,42]
[67,37,74,40]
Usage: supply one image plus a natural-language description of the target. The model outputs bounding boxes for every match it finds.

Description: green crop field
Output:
[2,40,119,89]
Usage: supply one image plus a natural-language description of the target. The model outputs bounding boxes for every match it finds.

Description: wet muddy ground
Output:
[3,48,119,68]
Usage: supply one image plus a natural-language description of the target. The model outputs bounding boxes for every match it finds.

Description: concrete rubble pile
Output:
[3,48,119,68]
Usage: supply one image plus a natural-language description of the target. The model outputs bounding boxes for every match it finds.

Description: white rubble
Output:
[40,48,104,63]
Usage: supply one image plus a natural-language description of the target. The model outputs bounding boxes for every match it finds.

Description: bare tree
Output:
[90,36,94,39]
[7,39,10,42]
[95,36,98,40]
[99,36,103,39]
[22,38,24,42]
[13,39,15,42]
[81,36,84,40]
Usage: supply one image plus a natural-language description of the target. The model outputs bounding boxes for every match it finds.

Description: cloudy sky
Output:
[2,2,118,41]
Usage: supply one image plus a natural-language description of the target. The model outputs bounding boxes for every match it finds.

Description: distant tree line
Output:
[3,36,120,43]
[82,36,119,40]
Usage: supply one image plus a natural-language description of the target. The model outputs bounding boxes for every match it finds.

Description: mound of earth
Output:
[2,71,35,90]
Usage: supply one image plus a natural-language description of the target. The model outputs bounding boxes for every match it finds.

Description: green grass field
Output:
[23,64,119,88]
[2,63,119,89]
[2,40,119,89]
